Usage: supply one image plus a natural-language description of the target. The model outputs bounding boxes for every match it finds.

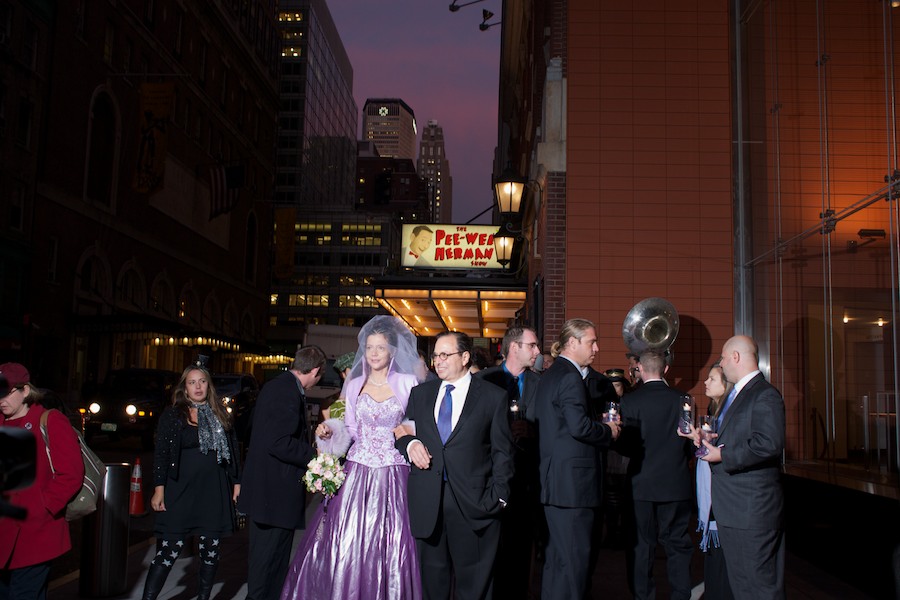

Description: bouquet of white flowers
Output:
[303,453,346,498]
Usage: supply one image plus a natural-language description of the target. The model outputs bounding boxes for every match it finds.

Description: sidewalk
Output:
[50,497,877,600]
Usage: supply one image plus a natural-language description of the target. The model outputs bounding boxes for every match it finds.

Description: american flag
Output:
[209,165,244,218]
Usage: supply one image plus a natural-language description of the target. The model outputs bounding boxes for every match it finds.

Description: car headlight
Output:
[226,406,233,413]
[126,404,137,416]
[89,402,101,414]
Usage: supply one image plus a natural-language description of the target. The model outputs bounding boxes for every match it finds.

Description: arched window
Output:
[116,264,147,310]
[150,275,176,319]
[178,286,200,327]
[202,293,222,332]
[224,302,239,337]
[240,310,256,340]
[244,212,257,283]
[85,92,118,206]
[73,248,113,314]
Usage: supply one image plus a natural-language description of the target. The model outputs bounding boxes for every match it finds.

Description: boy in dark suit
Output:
[617,349,694,600]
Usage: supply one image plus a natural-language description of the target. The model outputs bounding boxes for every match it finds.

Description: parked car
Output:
[80,368,179,449]
[211,373,259,445]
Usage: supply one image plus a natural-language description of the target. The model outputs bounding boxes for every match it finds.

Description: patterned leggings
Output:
[150,535,222,569]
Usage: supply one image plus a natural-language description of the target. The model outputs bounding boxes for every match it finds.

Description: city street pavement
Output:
[48,495,880,600]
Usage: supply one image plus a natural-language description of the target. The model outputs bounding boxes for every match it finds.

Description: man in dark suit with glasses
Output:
[396,331,514,600]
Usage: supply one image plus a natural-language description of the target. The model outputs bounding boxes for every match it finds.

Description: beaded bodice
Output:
[345,393,407,468]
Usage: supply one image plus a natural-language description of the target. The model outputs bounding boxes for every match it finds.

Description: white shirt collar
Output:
[558,355,588,379]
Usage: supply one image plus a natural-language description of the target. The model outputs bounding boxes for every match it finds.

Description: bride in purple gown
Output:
[280,316,422,600]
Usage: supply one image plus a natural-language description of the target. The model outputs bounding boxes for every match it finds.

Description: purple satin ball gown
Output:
[280,393,422,600]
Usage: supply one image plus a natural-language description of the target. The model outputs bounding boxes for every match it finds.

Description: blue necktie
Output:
[438,384,455,444]
[717,386,737,430]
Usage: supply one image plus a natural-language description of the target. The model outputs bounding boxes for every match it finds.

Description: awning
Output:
[71,313,270,355]
[373,275,527,338]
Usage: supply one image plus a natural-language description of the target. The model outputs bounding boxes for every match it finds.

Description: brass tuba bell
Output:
[622,297,680,356]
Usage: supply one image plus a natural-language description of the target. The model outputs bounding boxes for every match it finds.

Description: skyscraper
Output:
[417,119,453,222]
[362,98,417,161]
[270,1,395,340]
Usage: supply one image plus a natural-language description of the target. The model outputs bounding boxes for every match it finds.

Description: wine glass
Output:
[695,415,714,458]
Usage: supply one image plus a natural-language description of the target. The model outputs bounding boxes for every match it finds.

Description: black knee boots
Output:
[196,562,218,600]
[141,564,171,600]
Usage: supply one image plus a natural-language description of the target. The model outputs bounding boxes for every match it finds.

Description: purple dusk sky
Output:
[328,1,501,224]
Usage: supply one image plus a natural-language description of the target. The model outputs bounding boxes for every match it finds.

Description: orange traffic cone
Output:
[129,458,146,516]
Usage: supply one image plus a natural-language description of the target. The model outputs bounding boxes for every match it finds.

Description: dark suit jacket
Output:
[584,367,618,421]
[709,373,785,530]
[396,376,515,538]
[534,357,614,508]
[476,364,540,426]
[616,380,693,502]
[236,370,316,529]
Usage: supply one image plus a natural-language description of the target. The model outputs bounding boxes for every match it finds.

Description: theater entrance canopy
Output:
[373,275,527,338]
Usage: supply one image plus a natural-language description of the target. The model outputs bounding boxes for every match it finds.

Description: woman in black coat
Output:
[141,361,241,600]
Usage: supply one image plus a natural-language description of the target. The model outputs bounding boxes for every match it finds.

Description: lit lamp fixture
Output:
[492,166,533,268]
[494,166,527,214]
[494,230,516,267]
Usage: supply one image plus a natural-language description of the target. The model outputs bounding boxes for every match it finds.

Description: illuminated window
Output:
[288,294,328,307]
[270,294,278,305]
[339,295,377,308]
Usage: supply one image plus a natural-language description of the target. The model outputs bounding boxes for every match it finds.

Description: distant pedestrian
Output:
[141,359,241,600]
[0,363,84,600]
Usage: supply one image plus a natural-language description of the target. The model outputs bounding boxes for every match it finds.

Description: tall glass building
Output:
[271,1,391,346]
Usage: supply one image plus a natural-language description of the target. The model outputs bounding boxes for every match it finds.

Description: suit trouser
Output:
[631,499,693,600]
[704,541,735,600]
[247,520,296,600]
[416,481,500,600]
[541,505,594,600]
[717,524,785,600]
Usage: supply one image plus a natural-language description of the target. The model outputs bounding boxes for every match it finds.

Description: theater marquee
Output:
[400,224,501,269]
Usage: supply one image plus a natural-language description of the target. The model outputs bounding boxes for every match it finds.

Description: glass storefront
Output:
[736,0,900,495]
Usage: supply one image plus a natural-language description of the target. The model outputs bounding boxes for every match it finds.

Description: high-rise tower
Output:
[417,119,453,222]
[362,98,417,161]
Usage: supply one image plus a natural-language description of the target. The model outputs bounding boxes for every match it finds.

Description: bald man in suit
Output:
[701,335,786,600]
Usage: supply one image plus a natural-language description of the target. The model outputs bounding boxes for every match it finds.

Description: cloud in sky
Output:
[327,0,501,223]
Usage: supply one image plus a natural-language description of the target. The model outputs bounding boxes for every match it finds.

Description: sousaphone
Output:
[622,297,680,359]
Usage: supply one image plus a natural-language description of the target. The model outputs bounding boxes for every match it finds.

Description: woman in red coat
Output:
[0,363,84,600]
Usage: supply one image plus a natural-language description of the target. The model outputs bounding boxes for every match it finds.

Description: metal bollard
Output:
[80,463,131,597]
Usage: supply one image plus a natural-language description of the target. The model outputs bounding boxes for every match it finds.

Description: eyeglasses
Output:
[431,351,462,362]
[517,342,539,349]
